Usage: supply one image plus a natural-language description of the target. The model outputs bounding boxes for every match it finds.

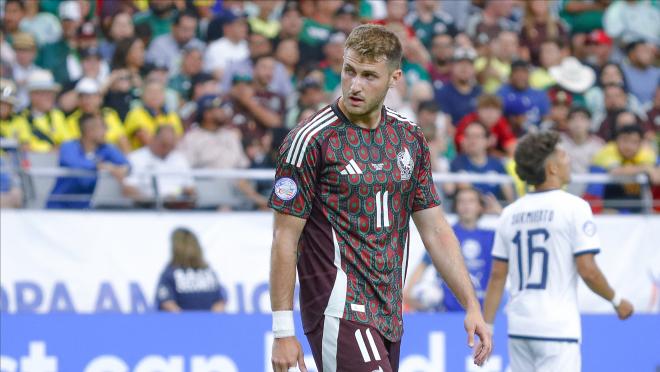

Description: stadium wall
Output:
[1,211,659,315]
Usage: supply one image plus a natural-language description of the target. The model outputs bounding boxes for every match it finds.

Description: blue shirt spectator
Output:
[621,41,660,106]
[498,60,550,126]
[422,223,494,311]
[47,114,128,209]
[451,154,509,199]
[434,47,483,125]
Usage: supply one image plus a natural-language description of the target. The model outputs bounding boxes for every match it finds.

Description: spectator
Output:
[47,113,128,209]
[178,72,219,130]
[273,3,303,46]
[647,87,660,141]
[146,10,204,76]
[35,1,83,85]
[133,0,177,39]
[110,37,146,90]
[584,29,614,72]
[248,0,281,39]
[501,87,534,137]
[455,94,517,158]
[560,106,605,195]
[156,228,226,312]
[204,10,249,79]
[99,11,135,61]
[229,55,285,144]
[404,187,496,312]
[434,47,482,125]
[498,59,550,126]
[406,0,457,49]
[125,79,183,149]
[20,70,72,152]
[333,3,361,37]
[621,40,660,106]
[103,68,137,122]
[427,33,454,89]
[168,44,205,102]
[123,126,195,207]
[596,84,652,141]
[475,30,520,93]
[519,0,570,67]
[220,32,294,98]
[57,47,111,115]
[589,124,656,213]
[142,61,179,114]
[286,77,326,129]
[3,0,24,44]
[585,63,645,127]
[0,155,22,209]
[542,87,574,132]
[465,0,517,46]
[450,121,515,203]
[417,100,454,174]
[66,78,129,153]
[530,39,565,90]
[321,32,346,95]
[77,21,100,52]
[298,0,340,64]
[18,0,61,47]
[559,0,609,35]
[603,0,660,46]
[0,79,29,149]
[9,32,39,110]
[274,37,300,85]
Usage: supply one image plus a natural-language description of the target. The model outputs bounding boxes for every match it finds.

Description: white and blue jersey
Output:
[492,189,600,342]
[156,265,226,311]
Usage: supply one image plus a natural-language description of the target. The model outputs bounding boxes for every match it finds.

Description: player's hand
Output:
[272,336,307,372]
[615,299,634,320]
[464,309,493,367]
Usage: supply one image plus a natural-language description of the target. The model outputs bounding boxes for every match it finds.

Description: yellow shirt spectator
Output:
[21,108,74,152]
[504,158,527,198]
[475,57,511,93]
[67,108,128,151]
[1,114,31,145]
[124,106,183,149]
[530,68,556,90]
[592,142,656,169]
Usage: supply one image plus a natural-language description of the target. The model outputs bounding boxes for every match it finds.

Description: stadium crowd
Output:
[0,0,658,213]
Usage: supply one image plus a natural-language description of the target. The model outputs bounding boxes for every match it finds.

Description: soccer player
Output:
[268,24,492,372]
[482,131,634,372]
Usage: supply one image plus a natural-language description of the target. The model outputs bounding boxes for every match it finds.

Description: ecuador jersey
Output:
[492,189,601,342]
[269,101,441,342]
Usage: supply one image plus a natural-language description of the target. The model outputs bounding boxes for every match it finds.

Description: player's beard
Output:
[343,86,389,119]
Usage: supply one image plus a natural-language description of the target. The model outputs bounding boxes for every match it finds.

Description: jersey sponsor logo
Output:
[583,221,597,237]
[340,159,363,175]
[397,148,414,180]
[274,177,298,201]
[370,163,384,171]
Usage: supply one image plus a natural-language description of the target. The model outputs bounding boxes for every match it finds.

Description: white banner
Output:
[1,211,659,314]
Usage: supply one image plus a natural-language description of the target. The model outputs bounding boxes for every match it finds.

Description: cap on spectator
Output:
[221,9,247,24]
[587,30,612,46]
[453,47,477,62]
[12,32,36,50]
[328,31,347,45]
[511,59,531,70]
[26,70,61,92]
[548,87,573,106]
[183,42,205,54]
[503,94,532,116]
[77,22,97,39]
[59,1,82,22]
[191,72,215,88]
[299,77,322,92]
[196,94,227,122]
[614,124,643,139]
[568,105,592,119]
[80,46,102,59]
[0,79,17,105]
[335,3,358,17]
[75,78,100,95]
[549,57,595,93]
[143,61,169,75]
[418,100,440,113]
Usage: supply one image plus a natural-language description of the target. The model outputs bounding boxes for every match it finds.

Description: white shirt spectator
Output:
[203,37,249,76]
[125,147,195,199]
[146,34,205,76]
[604,0,660,45]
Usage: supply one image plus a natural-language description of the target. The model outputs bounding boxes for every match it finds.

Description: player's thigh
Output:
[532,340,581,372]
[508,338,535,372]
[306,316,396,372]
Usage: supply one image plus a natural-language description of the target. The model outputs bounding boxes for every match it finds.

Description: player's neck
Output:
[535,179,562,192]
[338,98,383,130]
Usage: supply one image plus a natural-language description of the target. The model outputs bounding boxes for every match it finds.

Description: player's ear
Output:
[389,68,403,88]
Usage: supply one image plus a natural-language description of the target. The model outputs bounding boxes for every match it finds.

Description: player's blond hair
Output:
[344,24,402,71]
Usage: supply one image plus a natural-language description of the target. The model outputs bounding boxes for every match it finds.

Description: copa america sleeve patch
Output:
[274,177,298,201]
[583,221,597,237]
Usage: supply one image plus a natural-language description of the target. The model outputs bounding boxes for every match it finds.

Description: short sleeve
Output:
[412,130,442,212]
[491,215,509,261]
[267,127,321,219]
[572,200,601,256]
[156,268,177,309]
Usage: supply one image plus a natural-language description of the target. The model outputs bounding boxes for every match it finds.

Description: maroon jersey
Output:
[269,100,441,342]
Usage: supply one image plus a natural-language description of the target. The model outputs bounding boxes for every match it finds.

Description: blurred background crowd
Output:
[0,0,658,213]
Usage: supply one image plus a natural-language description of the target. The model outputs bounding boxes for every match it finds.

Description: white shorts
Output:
[508,337,581,372]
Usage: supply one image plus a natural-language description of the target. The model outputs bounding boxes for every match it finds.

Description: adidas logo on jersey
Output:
[340,159,363,175]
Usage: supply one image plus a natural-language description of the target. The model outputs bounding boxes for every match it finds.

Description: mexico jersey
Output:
[268,100,441,342]
[491,189,601,342]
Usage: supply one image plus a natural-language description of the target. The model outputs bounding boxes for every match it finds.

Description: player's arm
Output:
[412,206,492,366]
[575,253,633,320]
[270,211,308,372]
[482,259,508,324]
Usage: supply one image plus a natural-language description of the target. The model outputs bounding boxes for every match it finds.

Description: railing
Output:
[1,165,655,214]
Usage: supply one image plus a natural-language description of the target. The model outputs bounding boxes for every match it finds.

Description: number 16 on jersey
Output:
[512,228,550,290]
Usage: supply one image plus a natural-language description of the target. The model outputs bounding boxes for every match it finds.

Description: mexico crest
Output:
[397,148,413,181]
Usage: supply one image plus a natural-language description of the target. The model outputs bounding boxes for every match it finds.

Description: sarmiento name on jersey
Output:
[511,210,555,225]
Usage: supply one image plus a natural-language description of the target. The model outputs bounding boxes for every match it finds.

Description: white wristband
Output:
[272,310,295,338]
[610,292,622,307]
